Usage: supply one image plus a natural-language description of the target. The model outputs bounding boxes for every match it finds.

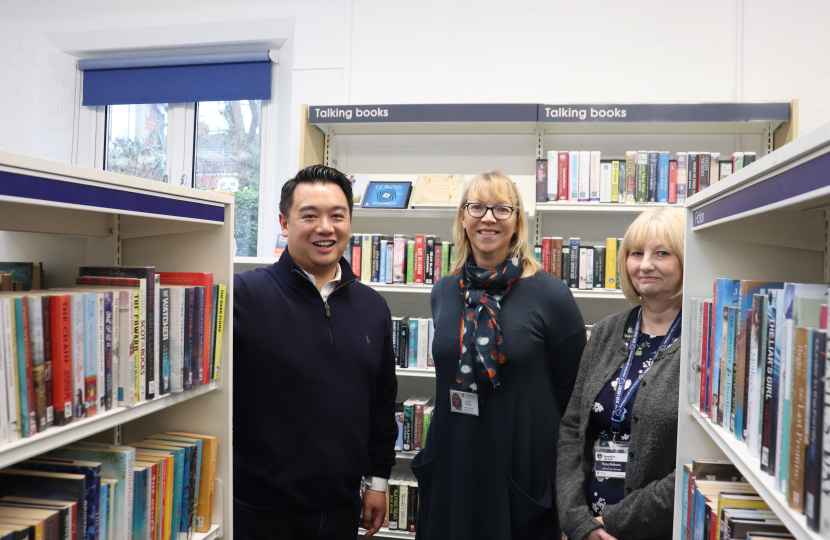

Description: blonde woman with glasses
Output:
[411,171,587,540]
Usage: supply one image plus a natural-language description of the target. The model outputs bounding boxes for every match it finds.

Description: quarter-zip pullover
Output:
[234,248,398,510]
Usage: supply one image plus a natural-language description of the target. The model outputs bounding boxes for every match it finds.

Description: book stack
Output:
[0,263,43,292]
[0,430,218,540]
[537,150,729,204]
[545,238,623,291]
[395,396,434,453]
[392,317,435,370]
[680,458,792,540]
[383,473,420,534]
[0,267,227,445]
[345,234,455,286]
[689,280,830,533]
[717,152,758,181]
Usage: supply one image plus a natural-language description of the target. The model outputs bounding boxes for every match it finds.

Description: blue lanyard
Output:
[610,309,682,433]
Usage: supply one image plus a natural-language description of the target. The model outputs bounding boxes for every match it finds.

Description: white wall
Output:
[2,0,830,168]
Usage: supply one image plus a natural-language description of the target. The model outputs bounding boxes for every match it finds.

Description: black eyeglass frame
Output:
[463,203,517,220]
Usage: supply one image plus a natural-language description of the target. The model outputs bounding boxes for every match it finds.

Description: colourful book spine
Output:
[406,240,415,285]
[618,162,626,203]
[14,298,31,437]
[647,151,659,203]
[789,326,810,510]
[379,239,388,284]
[558,151,569,201]
[568,151,579,202]
[568,238,580,289]
[625,151,637,202]
[688,152,699,196]
[83,292,97,417]
[408,319,418,368]
[361,234,372,284]
[212,285,226,380]
[724,306,737,429]
[546,150,558,201]
[414,235,425,285]
[605,238,617,289]
[610,161,620,203]
[699,152,711,191]
[104,292,114,409]
[668,160,677,204]
[535,159,548,202]
[393,235,408,284]
[658,151,670,203]
[441,242,450,278]
[636,151,648,203]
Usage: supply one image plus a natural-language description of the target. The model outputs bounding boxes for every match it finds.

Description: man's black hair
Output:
[279,164,353,217]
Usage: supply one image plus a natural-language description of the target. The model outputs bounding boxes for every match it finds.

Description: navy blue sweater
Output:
[233,249,398,510]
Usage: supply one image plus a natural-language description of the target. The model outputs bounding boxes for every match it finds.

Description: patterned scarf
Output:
[456,253,525,392]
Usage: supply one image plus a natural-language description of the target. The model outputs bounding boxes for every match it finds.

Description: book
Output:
[688,152,699,197]
[413,236,425,285]
[657,151,670,203]
[636,151,648,203]
[0,470,86,540]
[592,247,605,289]
[805,328,825,529]
[386,241,394,284]
[568,151,579,202]
[712,280,741,424]
[610,161,620,203]
[371,234,381,283]
[710,153,720,185]
[407,319,418,369]
[723,306,738,429]
[699,152,711,191]
[546,151,558,201]
[167,432,217,533]
[393,235,411,284]
[568,238,579,289]
[0,497,78,540]
[561,247,570,286]
[578,247,587,290]
[551,238,563,280]
[605,239,616,290]
[425,236,438,285]
[541,238,552,274]
[0,263,43,291]
[668,160,677,204]
[676,152,688,204]
[589,151,601,202]
[599,160,612,203]
[409,174,464,207]
[0,299,18,440]
[789,325,811,510]
[577,151,590,202]
[557,151,569,202]
[760,291,779,473]
[625,151,637,203]
[535,160,547,202]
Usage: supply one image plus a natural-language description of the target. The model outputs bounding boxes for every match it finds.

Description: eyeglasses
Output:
[464,203,516,220]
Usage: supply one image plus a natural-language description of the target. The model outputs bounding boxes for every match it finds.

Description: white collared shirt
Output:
[300,263,388,493]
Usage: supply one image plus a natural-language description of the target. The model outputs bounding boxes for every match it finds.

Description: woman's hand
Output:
[585,517,618,540]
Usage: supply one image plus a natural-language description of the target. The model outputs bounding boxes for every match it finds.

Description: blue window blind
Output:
[78,50,272,106]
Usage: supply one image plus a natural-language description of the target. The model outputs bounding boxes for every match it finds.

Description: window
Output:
[105,104,169,182]
[195,100,261,257]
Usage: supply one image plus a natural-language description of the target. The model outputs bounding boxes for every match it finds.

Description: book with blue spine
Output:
[568,238,580,289]
[408,319,419,368]
[379,239,388,283]
[129,442,184,540]
[724,306,738,430]
[103,292,113,411]
[160,287,170,396]
[712,279,741,425]
[82,292,97,416]
[386,242,394,284]
[657,151,670,203]
[138,441,190,537]
[568,151,579,202]
[148,434,203,536]
[647,151,659,203]
[13,298,31,437]
[99,481,108,540]
[680,464,691,540]
[48,443,136,540]
[132,466,148,540]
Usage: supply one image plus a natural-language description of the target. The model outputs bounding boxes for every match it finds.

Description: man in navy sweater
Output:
[233,165,398,539]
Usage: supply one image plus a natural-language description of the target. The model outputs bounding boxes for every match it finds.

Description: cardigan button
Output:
[625,487,632,494]
[629,452,634,459]
[633,416,639,423]
[641,381,647,387]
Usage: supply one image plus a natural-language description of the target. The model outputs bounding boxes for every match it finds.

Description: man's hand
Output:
[585,517,618,540]
[361,489,386,538]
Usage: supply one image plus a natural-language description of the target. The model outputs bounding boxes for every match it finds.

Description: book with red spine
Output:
[156,273,213,385]
[541,238,552,273]
[76,276,141,287]
[434,244,443,282]
[669,160,677,204]
[50,294,73,426]
[558,152,569,201]
[414,235,425,285]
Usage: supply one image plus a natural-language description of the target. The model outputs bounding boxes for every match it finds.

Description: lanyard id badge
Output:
[594,439,629,480]
[610,309,682,440]
[449,384,480,416]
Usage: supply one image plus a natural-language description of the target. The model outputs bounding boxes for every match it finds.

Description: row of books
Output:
[395,396,434,453]
[0,267,227,445]
[0,430,217,540]
[384,472,419,533]
[344,234,456,286]
[681,458,793,540]
[392,317,434,370]
[532,237,623,290]
[689,280,830,533]
[0,263,44,293]
[535,151,757,204]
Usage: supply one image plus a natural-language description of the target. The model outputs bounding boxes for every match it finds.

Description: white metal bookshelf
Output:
[0,150,234,537]
[675,119,830,540]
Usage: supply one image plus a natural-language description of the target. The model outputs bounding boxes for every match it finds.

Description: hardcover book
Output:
[657,151,670,203]
[535,160,547,203]
[589,151,601,202]
[558,151,569,202]
[569,151,580,202]
[647,151,659,203]
[636,151,648,203]
[546,151,558,201]
[410,174,464,207]
[578,151,590,202]
[625,151,637,203]
[676,152,688,204]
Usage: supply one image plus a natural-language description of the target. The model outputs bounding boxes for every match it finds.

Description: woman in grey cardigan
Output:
[557,207,685,540]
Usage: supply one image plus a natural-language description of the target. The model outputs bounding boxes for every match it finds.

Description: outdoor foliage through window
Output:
[106,104,168,182]
[195,100,261,257]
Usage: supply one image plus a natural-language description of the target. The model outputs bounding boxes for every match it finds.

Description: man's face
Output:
[279,182,352,277]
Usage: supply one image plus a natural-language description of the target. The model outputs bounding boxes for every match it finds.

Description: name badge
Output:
[593,439,629,480]
[449,389,479,416]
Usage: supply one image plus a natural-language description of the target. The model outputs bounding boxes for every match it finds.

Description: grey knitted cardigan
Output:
[557,308,680,540]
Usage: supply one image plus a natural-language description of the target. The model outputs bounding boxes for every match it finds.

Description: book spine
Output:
[1,300,18,439]
[408,319,418,368]
[552,238,563,280]
[534,245,542,264]
[399,319,409,368]
[361,234,372,284]
[391,319,400,364]
[71,295,85,420]
[50,296,72,426]
[589,151,601,202]
[636,151,648,203]
[625,151,637,202]
[414,235,425,285]
[710,153,720,185]
[28,295,47,432]
[388,482,399,529]
[214,285,226,380]
[82,293,97,417]
[676,152,688,204]
[428,319,435,368]
[417,319,429,369]
[688,153,699,197]
[406,240,415,285]
[647,151,659,203]
[547,150,558,201]
[379,240,388,284]
[371,234,381,283]
[568,238,580,289]
[610,161,620,203]
[789,326,810,510]
[434,244,443,282]
[414,403,425,451]
[699,152,711,191]
[96,292,105,411]
[161,288,170,396]
[761,298,777,470]
[558,151,569,201]
[40,296,53,429]
[699,301,710,412]
[195,286,205,388]
[569,151,580,202]
[541,238,552,273]
[441,242,450,278]
[19,298,36,435]
[806,329,825,528]
[183,288,193,390]
[535,159,547,202]
[658,151,670,203]
[599,161,612,203]
[669,160,677,204]
[578,247,588,290]
[104,292,113,409]
[821,322,830,534]
[618,163,626,203]
[616,239,622,289]
[425,236,435,285]
[743,152,757,167]
[403,403,413,451]
[386,242,394,284]
[351,234,361,278]
[393,236,406,284]
[578,151,590,202]
[592,247,605,288]
[605,238,617,289]
[149,272,157,398]
[209,283,218,381]
[561,247,570,286]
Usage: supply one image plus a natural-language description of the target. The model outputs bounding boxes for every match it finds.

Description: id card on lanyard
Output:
[609,309,682,440]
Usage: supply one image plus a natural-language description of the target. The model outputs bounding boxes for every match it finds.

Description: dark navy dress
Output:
[586,307,681,517]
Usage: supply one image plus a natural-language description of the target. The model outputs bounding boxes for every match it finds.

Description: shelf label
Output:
[309,104,537,124]
[538,103,790,123]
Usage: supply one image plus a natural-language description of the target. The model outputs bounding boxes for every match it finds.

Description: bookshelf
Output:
[675,119,830,540]
[0,149,234,536]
